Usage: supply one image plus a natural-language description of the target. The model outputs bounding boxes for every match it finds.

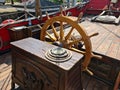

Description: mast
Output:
[35,0,42,20]
[11,0,14,4]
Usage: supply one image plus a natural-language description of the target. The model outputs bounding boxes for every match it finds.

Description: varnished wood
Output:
[40,15,95,75]
[35,0,42,18]
[9,26,28,41]
[9,25,41,41]
[41,17,120,84]
[0,51,115,90]
[80,20,120,60]
[114,72,120,90]
[80,19,120,85]
[11,37,83,90]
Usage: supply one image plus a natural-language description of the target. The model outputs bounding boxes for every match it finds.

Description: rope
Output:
[15,12,35,21]
[15,13,26,21]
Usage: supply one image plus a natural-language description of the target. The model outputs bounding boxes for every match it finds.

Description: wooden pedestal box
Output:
[11,37,83,90]
[9,26,28,41]
[9,25,41,41]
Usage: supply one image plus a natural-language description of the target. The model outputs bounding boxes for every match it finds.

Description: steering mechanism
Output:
[40,8,102,75]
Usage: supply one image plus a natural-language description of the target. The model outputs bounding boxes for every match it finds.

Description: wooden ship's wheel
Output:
[40,10,101,75]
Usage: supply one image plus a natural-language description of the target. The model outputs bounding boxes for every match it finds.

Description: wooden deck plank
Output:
[0,73,11,90]
[94,31,113,54]
[0,65,11,81]
[0,64,8,70]
[106,41,120,59]
[92,31,110,51]
[116,45,120,60]
[82,73,110,90]
[95,39,112,55]
[81,20,120,60]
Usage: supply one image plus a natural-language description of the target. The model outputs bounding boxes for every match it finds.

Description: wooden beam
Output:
[35,0,42,19]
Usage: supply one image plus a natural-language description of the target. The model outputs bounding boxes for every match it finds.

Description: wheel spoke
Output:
[60,21,64,41]
[46,11,59,40]
[68,38,82,46]
[46,31,56,41]
[65,27,74,41]
[77,12,83,22]
[70,48,86,55]
[46,12,50,19]
[60,6,66,16]
[51,24,59,40]
[37,24,42,29]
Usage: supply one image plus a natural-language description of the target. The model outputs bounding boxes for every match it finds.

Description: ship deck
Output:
[82,18,120,60]
[0,16,120,90]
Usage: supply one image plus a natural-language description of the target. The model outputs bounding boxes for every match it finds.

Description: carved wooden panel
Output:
[13,52,59,90]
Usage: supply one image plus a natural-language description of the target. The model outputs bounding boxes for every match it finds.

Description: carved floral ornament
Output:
[21,67,51,90]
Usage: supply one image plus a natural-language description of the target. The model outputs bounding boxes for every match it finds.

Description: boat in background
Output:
[0,0,89,54]
[0,0,120,54]
[0,0,5,5]
[86,0,120,16]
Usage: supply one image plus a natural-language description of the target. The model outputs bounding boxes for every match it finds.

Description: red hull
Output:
[0,28,10,52]
[86,0,120,15]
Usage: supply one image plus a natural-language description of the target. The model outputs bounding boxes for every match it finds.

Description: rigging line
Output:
[15,12,35,21]
[26,11,35,17]
[15,13,26,20]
